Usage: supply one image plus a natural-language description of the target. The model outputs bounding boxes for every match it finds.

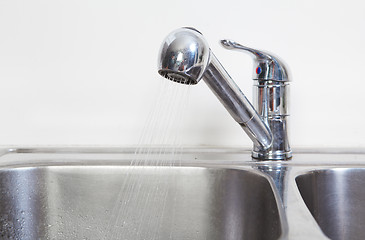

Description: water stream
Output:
[106,79,191,239]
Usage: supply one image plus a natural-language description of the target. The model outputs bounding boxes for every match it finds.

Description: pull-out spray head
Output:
[158,27,210,85]
[157,27,273,152]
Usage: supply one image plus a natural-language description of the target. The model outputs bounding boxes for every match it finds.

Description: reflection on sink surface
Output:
[0,165,282,240]
[296,168,365,240]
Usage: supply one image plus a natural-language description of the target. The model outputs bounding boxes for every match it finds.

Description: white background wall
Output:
[0,0,364,148]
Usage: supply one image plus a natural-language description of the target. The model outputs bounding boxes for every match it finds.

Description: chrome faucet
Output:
[157,27,291,160]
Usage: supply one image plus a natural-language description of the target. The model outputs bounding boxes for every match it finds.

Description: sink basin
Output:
[2,147,365,240]
[296,168,365,240]
[0,157,283,240]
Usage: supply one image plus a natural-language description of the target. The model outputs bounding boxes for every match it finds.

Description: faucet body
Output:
[158,28,291,160]
[252,79,291,159]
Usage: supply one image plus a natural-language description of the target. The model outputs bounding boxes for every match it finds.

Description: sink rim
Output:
[1,147,365,169]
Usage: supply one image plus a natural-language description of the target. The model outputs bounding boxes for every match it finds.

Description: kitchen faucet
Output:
[157,27,291,160]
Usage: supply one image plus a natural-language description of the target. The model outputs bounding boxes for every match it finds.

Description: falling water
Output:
[105,78,191,240]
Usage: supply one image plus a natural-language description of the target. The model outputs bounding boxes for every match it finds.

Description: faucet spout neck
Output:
[203,53,273,151]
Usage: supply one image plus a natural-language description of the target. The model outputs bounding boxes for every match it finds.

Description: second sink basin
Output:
[0,159,283,240]
[296,168,365,240]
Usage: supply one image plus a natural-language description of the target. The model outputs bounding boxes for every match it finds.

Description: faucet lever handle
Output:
[220,39,289,82]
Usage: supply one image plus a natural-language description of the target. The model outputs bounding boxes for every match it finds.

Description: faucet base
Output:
[251,150,292,161]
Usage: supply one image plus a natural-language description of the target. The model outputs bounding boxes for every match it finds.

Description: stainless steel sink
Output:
[0,149,284,240]
[1,147,365,240]
[296,168,365,240]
